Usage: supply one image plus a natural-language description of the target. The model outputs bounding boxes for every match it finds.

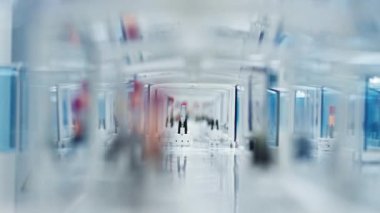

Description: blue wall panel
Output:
[0,67,16,152]
[364,85,380,150]
[267,89,279,147]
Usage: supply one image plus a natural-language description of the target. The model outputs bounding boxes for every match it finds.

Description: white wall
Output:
[228,87,236,144]
[0,0,12,64]
[0,1,14,212]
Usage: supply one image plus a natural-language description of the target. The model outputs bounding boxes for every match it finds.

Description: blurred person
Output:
[328,106,336,138]
[145,90,164,164]
[177,102,189,134]
[105,80,147,170]
[165,97,175,128]
[210,119,215,130]
[71,81,89,145]
[249,133,272,167]
[66,23,81,45]
[121,15,141,42]
[294,136,312,161]
[126,80,145,168]
[130,80,144,134]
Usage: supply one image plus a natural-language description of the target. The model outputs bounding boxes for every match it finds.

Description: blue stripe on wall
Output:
[0,67,16,152]
[10,71,16,149]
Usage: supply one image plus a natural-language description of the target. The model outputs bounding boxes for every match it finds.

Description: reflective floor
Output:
[14,140,380,213]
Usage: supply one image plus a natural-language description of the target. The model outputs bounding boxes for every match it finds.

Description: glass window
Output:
[321,88,338,138]
[365,77,380,150]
